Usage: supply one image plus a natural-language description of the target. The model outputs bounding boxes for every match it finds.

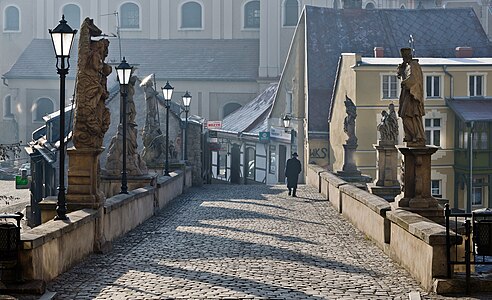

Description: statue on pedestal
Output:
[377,103,398,144]
[397,48,425,146]
[105,76,148,176]
[72,18,111,149]
[343,96,357,145]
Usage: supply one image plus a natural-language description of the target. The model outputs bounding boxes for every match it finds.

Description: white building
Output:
[0,0,489,149]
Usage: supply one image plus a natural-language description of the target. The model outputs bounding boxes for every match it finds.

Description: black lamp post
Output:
[49,15,77,221]
[182,91,192,161]
[162,81,174,176]
[115,57,133,194]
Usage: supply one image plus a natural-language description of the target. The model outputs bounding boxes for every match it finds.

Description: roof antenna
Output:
[408,34,415,57]
[101,11,122,60]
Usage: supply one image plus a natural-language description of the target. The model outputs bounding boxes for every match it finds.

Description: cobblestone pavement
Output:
[47,185,487,299]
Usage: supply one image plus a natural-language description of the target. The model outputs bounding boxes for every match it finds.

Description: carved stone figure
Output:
[105,75,148,176]
[343,96,357,145]
[377,103,399,143]
[397,48,425,146]
[140,76,165,166]
[72,18,111,149]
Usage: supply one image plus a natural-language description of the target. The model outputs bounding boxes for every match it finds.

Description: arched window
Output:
[365,2,375,9]
[63,4,81,29]
[181,1,202,29]
[4,6,19,31]
[120,2,140,29]
[223,103,241,118]
[3,95,13,118]
[33,98,54,122]
[283,0,299,26]
[244,1,260,29]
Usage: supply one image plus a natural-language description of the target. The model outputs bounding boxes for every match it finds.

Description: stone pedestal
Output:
[66,147,105,210]
[368,142,401,202]
[337,144,372,189]
[397,144,443,223]
[100,174,158,198]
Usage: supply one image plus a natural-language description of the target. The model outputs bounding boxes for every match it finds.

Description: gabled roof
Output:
[301,6,492,133]
[446,98,492,122]
[3,38,259,81]
[219,83,277,134]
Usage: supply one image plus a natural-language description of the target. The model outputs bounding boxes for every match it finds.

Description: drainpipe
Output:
[468,121,474,213]
[2,76,7,86]
[442,65,453,98]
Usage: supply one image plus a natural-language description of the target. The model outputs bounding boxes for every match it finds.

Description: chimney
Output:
[374,47,384,58]
[455,47,473,58]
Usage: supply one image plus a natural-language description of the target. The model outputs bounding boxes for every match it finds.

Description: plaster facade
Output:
[330,53,492,209]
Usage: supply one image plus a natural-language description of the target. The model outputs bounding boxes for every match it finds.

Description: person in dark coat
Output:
[285,152,302,197]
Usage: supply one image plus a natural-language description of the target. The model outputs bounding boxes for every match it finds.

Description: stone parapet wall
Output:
[306,164,462,291]
[18,169,190,282]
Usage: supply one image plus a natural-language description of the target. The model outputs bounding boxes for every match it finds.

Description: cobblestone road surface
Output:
[48,185,486,299]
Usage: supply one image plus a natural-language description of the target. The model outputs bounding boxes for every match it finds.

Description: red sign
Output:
[206,121,222,129]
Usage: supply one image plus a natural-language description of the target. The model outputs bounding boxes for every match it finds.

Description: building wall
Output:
[330,53,492,208]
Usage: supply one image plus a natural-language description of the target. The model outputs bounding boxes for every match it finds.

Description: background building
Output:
[330,52,492,210]
[1,0,490,148]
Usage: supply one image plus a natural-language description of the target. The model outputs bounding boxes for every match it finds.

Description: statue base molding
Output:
[66,147,105,210]
[100,174,158,198]
[368,184,401,202]
[397,144,443,223]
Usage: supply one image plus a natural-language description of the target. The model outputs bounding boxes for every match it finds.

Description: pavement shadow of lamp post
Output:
[161,81,174,176]
[182,91,192,162]
[115,57,133,194]
[49,15,77,221]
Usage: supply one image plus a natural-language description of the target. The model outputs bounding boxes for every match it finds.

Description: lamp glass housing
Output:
[182,91,192,110]
[116,58,133,85]
[283,115,291,129]
[162,81,174,101]
[49,16,77,58]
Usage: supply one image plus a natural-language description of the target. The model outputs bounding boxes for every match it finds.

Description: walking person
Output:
[285,152,302,197]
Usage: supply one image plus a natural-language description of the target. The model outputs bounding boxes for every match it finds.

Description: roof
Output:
[3,38,259,81]
[219,83,277,134]
[359,57,492,66]
[446,98,492,122]
[302,6,492,132]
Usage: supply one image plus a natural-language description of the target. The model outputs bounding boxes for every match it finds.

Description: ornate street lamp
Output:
[182,91,192,161]
[49,15,77,221]
[161,81,174,176]
[115,57,133,194]
[283,114,291,132]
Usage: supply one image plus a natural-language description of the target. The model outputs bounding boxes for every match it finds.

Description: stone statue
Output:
[105,75,148,176]
[140,75,165,166]
[72,18,111,149]
[377,103,398,143]
[343,96,357,145]
[397,48,425,146]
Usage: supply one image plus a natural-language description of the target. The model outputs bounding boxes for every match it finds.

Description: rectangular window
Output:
[425,118,441,146]
[431,180,442,198]
[426,75,441,98]
[269,145,276,174]
[286,91,293,114]
[469,75,484,97]
[382,75,398,99]
[472,178,484,206]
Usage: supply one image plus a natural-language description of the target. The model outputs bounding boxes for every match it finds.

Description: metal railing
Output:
[445,204,492,294]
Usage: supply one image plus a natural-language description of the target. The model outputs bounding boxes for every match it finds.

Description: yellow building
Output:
[330,52,492,210]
